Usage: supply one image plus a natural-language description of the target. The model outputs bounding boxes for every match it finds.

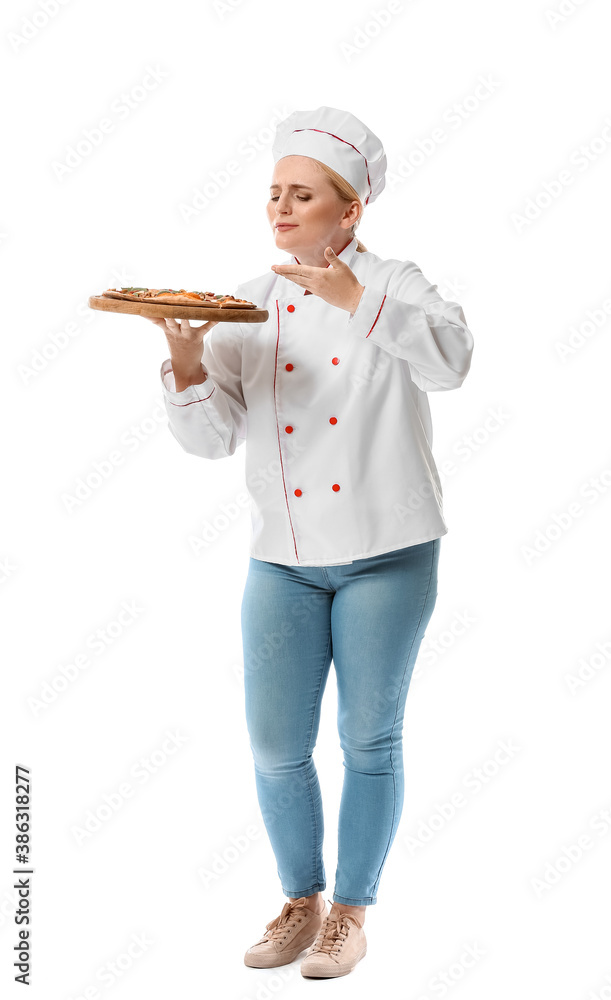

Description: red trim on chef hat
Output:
[272,106,386,206]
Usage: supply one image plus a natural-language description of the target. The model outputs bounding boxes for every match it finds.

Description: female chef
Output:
[145,106,474,979]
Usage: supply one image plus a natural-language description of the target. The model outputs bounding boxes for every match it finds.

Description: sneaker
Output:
[300,900,367,978]
[244,896,329,968]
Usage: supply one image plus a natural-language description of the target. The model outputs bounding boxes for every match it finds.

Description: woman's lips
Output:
[276,225,298,231]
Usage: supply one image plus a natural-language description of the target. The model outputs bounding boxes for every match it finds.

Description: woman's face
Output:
[267,155,361,262]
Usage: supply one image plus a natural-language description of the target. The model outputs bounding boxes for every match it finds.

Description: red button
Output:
[285,363,293,371]
[294,489,302,497]
[287,304,295,312]
[285,425,293,433]
[332,357,340,365]
[332,484,340,491]
[329,416,337,425]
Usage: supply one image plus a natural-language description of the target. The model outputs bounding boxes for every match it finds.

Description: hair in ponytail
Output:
[313,160,368,252]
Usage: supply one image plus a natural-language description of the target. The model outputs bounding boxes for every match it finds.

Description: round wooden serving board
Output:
[89,295,269,323]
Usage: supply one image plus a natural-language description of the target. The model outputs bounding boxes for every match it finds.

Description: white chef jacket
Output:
[159,236,474,566]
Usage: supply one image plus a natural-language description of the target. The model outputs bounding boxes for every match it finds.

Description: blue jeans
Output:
[240,538,440,906]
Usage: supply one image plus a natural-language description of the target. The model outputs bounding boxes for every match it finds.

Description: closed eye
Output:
[270,196,310,201]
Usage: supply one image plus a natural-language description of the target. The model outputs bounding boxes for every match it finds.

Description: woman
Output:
[146,106,474,979]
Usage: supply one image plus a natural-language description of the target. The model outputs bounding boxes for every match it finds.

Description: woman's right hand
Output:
[144,316,220,390]
[143,315,219,352]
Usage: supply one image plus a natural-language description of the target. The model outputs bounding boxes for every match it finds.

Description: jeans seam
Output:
[371,539,437,893]
[303,622,333,888]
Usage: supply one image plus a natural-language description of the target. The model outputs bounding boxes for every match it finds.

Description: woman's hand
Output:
[271,246,364,313]
[143,315,219,351]
[144,316,219,390]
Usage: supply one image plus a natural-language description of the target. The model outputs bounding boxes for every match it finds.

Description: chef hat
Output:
[272,106,386,206]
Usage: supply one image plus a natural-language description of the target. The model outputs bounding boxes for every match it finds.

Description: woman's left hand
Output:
[271,247,364,314]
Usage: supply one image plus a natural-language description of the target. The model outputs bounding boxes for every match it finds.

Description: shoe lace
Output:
[263,900,308,942]
[311,909,358,956]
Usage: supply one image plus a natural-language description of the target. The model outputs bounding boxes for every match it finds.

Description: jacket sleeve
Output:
[160,319,247,459]
[346,259,474,392]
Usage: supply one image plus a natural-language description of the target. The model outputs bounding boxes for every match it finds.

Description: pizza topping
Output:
[101,287,258,308]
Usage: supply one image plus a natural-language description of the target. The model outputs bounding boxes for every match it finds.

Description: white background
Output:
[2,0,611,997]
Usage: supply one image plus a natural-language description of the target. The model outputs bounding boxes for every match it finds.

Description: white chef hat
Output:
[272,105,386,206]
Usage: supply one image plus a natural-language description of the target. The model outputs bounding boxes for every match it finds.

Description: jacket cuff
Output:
[160,358,216,404]
[346,283,389,338]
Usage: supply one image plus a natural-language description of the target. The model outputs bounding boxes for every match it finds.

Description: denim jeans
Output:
[240,538,440,906]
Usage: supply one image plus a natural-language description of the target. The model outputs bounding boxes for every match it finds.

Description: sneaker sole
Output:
[300,944,367,978]
[244,942,313,968]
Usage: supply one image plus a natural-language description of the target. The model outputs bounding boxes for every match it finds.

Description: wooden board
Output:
[89,295,269,323]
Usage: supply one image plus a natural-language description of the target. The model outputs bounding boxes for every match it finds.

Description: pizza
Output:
[102,287,258,308]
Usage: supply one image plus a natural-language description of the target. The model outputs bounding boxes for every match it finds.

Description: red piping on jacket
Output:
[273,299,300,563]
[168,386,216,404]
[365,295,386,338]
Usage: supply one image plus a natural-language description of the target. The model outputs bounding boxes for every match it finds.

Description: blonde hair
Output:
[313,160,368,252]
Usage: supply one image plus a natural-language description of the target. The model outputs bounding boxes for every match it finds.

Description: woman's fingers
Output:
[171,318,221,336]
[141,316,221,337]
